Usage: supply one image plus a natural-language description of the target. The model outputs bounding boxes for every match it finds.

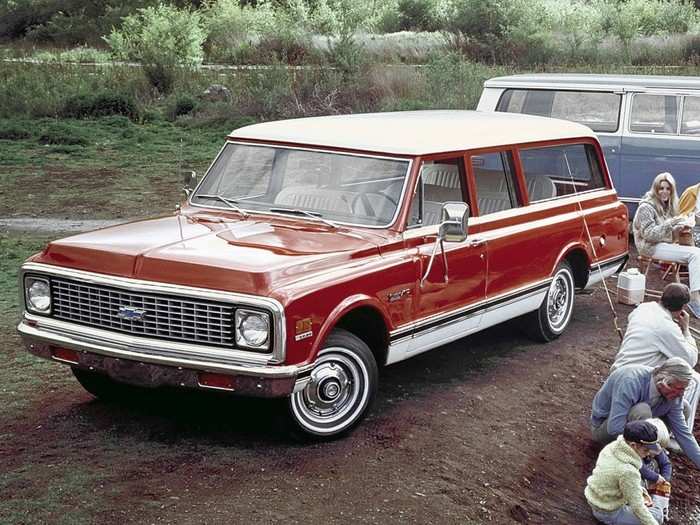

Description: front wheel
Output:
[288,329,378,439]
[523,261,575,342]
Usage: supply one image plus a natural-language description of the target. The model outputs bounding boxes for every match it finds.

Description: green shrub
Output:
[397,0,439,31]
[546,0,603,63]
[62,91,139,120]
[174,95,197,117]
[202,0,275,63]
[446,0,554,64]
[166,94,198,120]
[324,0,373,74]
[104,4,205,93]
[0,120,32,140]
[376,7,403,33]
[683,34,700,63]
[38,122,89,145]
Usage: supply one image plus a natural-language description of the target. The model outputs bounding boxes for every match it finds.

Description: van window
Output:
[408,159,465,227]
[519,144,605,201]
[471,152,519,215]
[681,96,700,136]
[630,94,679,134]
[497,89,621,133]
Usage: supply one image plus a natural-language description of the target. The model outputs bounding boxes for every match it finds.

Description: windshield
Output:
[192,143,410,227]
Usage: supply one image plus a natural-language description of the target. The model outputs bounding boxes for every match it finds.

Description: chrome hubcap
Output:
[547,271,572,331]
[304,361,351,415]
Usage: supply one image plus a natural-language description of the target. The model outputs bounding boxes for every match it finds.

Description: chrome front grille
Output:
[51,278,234,347]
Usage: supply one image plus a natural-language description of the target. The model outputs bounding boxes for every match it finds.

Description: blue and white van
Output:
[477,74,700,214]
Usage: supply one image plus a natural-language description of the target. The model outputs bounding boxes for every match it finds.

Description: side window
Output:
[681,96,700,136]
[497,89,621,133]
[408,159,465,227]
[630,94,678,134]
[471,151,519,215]
[520,144,606,201]
[549,91,620,133]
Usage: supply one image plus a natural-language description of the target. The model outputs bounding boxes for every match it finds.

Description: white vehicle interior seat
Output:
[274,186,354,214]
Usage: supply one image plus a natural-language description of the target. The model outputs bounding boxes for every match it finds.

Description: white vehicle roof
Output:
[228,110,596,156]
[484,73,700,91]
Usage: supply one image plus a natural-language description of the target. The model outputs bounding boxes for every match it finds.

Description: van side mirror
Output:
[438,202,469,243]
[183,170,197,197]
[421,202,469,287]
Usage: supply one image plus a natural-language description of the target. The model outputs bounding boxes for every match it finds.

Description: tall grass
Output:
[5,59,700,124]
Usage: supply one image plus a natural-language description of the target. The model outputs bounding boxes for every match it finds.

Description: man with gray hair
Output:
[611,283,699,433]
[591,358,700,469]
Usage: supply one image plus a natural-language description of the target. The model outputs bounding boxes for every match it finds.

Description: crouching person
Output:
[590,358,700,471]
[585,421,665,525]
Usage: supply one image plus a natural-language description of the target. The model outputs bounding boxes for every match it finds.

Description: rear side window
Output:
[630,94,679,134]
[497,89,621,133]
[471,152,519,215]
[519,143,606,201]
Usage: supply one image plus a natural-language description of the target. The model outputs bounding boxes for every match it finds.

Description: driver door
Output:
[402,156,487,357]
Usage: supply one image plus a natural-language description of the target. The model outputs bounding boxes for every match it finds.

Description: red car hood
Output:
[36,213,381,296]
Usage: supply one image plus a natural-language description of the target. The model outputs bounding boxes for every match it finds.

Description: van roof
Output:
[228,110,595,156]
[484,73,700,92]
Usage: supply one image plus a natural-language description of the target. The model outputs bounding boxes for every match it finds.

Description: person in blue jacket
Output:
[590,358,700,471]
[640,419,672,487]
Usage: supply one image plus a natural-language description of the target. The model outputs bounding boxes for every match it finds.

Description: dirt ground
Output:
[3,243,700,524]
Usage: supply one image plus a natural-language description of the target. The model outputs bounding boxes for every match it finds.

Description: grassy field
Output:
[0,117,237,219]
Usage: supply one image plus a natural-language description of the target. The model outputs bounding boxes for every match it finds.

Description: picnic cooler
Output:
[617,268,645,305]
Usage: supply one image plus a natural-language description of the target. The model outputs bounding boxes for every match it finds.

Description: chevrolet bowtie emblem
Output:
[116,306,147,321]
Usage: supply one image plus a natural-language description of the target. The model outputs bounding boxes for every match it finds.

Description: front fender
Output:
[310,294,392,361]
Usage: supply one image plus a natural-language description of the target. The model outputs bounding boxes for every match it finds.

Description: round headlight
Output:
[27,278,51,312]
[236,310,270,348]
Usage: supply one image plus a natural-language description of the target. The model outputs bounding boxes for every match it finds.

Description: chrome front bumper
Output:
[18,315,313,398]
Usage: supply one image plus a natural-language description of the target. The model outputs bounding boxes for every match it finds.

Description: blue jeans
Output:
[591,504,664,524]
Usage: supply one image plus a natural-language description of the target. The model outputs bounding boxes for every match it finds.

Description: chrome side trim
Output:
[386,286,547,365]
[389,278,552,340]
[19,262,287,363]
[19,315,310,377]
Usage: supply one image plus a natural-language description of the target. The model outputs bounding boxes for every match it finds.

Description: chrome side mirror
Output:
[421,202,469,287]
[438,202,469,243]
[183,170,197,197]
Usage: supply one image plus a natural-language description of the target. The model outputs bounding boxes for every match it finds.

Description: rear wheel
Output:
[288,329,378,439]
[523,261,575,342]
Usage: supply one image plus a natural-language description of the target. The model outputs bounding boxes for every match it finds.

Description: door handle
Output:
[469,238,486,248]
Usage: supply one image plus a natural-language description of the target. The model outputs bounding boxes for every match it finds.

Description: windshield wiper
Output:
[195,194,249,218]
[268,207,337,228]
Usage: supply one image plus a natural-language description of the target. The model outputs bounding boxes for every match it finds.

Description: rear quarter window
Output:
[497,89,621,133]
[519,143,606,202]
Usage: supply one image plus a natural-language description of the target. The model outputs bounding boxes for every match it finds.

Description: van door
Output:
[620,92,685,214]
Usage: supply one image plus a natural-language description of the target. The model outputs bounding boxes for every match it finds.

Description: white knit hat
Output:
[647,418,670,449]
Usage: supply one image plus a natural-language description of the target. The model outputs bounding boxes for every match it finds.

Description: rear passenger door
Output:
[467,148,553,308]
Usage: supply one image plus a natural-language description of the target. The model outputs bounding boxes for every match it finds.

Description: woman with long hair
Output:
[633,172,700,317]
